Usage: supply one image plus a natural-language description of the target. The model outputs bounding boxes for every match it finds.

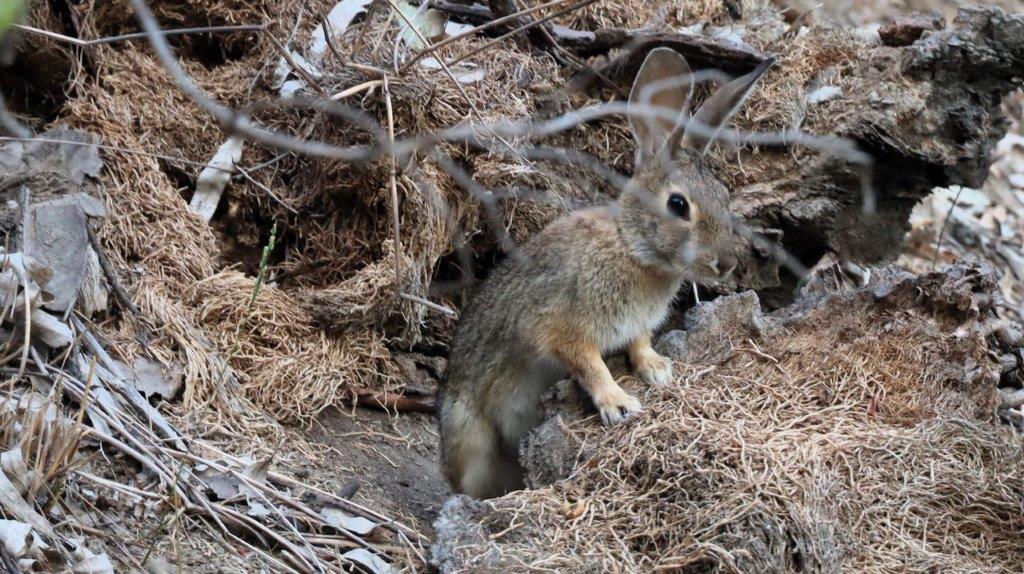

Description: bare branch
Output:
[446,0,601,68]
[128,0,373,161]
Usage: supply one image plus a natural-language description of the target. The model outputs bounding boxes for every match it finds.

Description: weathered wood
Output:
[566,31,769,93]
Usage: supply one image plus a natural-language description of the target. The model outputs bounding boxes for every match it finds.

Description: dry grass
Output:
[440,268,1023,572]
[54,0,581,425]
[0,389,84,510]
[48,0,910,429]
[557,0,767,30]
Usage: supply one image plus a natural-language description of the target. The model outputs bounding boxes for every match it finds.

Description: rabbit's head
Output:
[618,48,772,281]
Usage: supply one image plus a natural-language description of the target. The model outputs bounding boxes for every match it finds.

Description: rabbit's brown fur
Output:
[438,49,773,499]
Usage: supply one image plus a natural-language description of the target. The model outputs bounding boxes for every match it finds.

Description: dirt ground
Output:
[308,407,450,531]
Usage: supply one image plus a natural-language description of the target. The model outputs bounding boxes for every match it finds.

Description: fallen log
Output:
[565,30,769,88]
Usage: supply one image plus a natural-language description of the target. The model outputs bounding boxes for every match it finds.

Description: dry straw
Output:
[441,267,1024,572]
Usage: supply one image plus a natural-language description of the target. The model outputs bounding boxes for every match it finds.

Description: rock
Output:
[657,291,766,362]
[25,196,95,313]
[1,126,108,315]
[878,12,945,47]
[431,496,498,573]
[518,380,588,489]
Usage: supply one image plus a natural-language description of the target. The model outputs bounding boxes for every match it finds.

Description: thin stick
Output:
[321,19,346,65]
[446,0,601,67]
[321,19,389,77]
[76,470,167,501]
[383,76,403,292]
[9,261,32,380]
[266,35,332,100]
[356,391,436,414]
[399,0,571,73]
[330,79,384,100]
[128,0,374,162]
[931,186,965,271]
[15,186,29,252]
[0,541,19,574]
[86,223,142,317]
[399,292,456,316]
[13,23,266,47]
[233,164,300,215]
[383,0,483,117]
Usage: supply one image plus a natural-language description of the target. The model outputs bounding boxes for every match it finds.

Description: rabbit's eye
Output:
[667,193,690,220]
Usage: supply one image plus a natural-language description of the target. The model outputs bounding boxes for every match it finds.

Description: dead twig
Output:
[399,292,456,316]
[265,35,332,100]
[321,19,389,77]
[446,0,601,68]
[0,542,19,574]
[13,22,266,47]
[14,185,29,252]
[423,0,493,23]
[931,185,965,270]
[356,391,437,414]
[383,75,403,294]
[330,79,384,100]
[399,0,572,73]
[489,0,563,61]
[85,223,142,318]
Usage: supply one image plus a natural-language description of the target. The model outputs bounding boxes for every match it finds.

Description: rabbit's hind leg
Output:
[442,407,523,499]
[459,420,524,499]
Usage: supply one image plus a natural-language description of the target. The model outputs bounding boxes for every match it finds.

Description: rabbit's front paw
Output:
[594,386,642,425]
[636,353,673,387]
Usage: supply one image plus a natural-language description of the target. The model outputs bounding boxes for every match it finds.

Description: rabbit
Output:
[437,48,774,499]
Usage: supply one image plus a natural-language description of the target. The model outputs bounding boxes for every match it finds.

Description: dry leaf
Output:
[562,500,586,519]
[309,0,373,65]
[28,308,74,348]
[21,126,102,187]
[246,501,273,519]
[0,468,52,537]
[195,465,240,501]
[323,507,378,536]
[342,548,396,574]
[444,21,475,37]
[71,546,113,574]
[455,69,486,84]
[396,2,445,52]
[128,358,183,400]
[25,197,96,313]
[0,450,36,497]
[0,520,33,558]
[189,137,243,223]
[238,456,272,499]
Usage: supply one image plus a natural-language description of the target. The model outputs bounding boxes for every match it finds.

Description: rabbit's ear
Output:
[629,48,693,165]
[681,57,774,154]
